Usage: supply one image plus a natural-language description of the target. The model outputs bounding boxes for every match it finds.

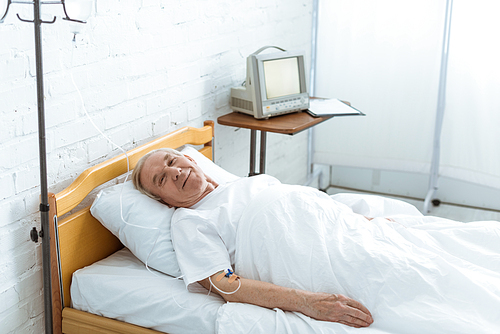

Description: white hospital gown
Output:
[171,174,280,290]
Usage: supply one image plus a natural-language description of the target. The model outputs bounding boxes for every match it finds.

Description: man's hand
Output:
[301,292,373,328]
[200,274,373,328]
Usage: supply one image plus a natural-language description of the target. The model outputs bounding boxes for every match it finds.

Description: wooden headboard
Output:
[49,121,214,334]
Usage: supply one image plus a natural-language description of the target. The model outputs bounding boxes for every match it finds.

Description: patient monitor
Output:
[230,46,309,119]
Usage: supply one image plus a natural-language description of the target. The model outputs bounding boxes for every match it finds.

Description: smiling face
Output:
[139,151,217,208]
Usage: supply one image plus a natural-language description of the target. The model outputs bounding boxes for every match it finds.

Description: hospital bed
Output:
[47,119,384,334]
[48,121,500,334]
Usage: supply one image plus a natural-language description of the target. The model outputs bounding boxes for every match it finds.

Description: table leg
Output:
[249,129,257,176]
[260,131,267,174]
[248,130,268,176]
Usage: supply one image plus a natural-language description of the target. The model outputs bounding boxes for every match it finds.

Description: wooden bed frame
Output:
[48,121,215,334]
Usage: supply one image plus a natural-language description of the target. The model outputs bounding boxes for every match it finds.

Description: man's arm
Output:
[198,272,373,328]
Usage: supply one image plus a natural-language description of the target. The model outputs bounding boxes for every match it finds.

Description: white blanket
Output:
[227,185,500,334]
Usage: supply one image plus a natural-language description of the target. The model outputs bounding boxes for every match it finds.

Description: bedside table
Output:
[217,111,335,176]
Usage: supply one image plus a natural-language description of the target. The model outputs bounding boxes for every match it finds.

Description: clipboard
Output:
[306,98,365,117]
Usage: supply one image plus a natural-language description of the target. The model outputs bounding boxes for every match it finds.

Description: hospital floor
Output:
[327,187,500,223]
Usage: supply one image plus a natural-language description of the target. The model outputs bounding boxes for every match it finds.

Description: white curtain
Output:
[314,0,500,200]
[440,0,500,189]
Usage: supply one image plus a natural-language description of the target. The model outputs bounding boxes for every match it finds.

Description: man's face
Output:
[139,151,212,208]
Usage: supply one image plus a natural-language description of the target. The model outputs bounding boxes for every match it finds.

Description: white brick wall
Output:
[0,0,312,332]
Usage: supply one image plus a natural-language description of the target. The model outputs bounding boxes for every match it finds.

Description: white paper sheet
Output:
[308,98,363,116]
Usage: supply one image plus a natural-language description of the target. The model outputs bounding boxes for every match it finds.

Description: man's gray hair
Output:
[132,147,183,201]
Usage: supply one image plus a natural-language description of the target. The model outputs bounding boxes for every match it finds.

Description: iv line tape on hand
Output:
[69,43,213,310]
[209,270,241,295]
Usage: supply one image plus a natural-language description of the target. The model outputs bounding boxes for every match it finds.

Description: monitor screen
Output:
[263,57,301,99]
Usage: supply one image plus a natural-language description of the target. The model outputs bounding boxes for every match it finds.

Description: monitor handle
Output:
[251,45,287,55]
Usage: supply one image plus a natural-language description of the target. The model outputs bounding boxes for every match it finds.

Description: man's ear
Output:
[184,154,198,164]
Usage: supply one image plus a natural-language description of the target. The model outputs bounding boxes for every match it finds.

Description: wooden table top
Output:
[217,111,334,135]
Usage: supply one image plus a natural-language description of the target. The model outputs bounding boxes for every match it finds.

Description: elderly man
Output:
[132,148,374,329]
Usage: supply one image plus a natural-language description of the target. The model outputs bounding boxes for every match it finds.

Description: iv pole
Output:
[304,0,322,188]
[1,1,89,332]
[31,1,53,331]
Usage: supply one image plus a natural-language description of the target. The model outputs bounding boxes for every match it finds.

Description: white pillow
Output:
[90,146,240,277]
[91,181,179,276]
